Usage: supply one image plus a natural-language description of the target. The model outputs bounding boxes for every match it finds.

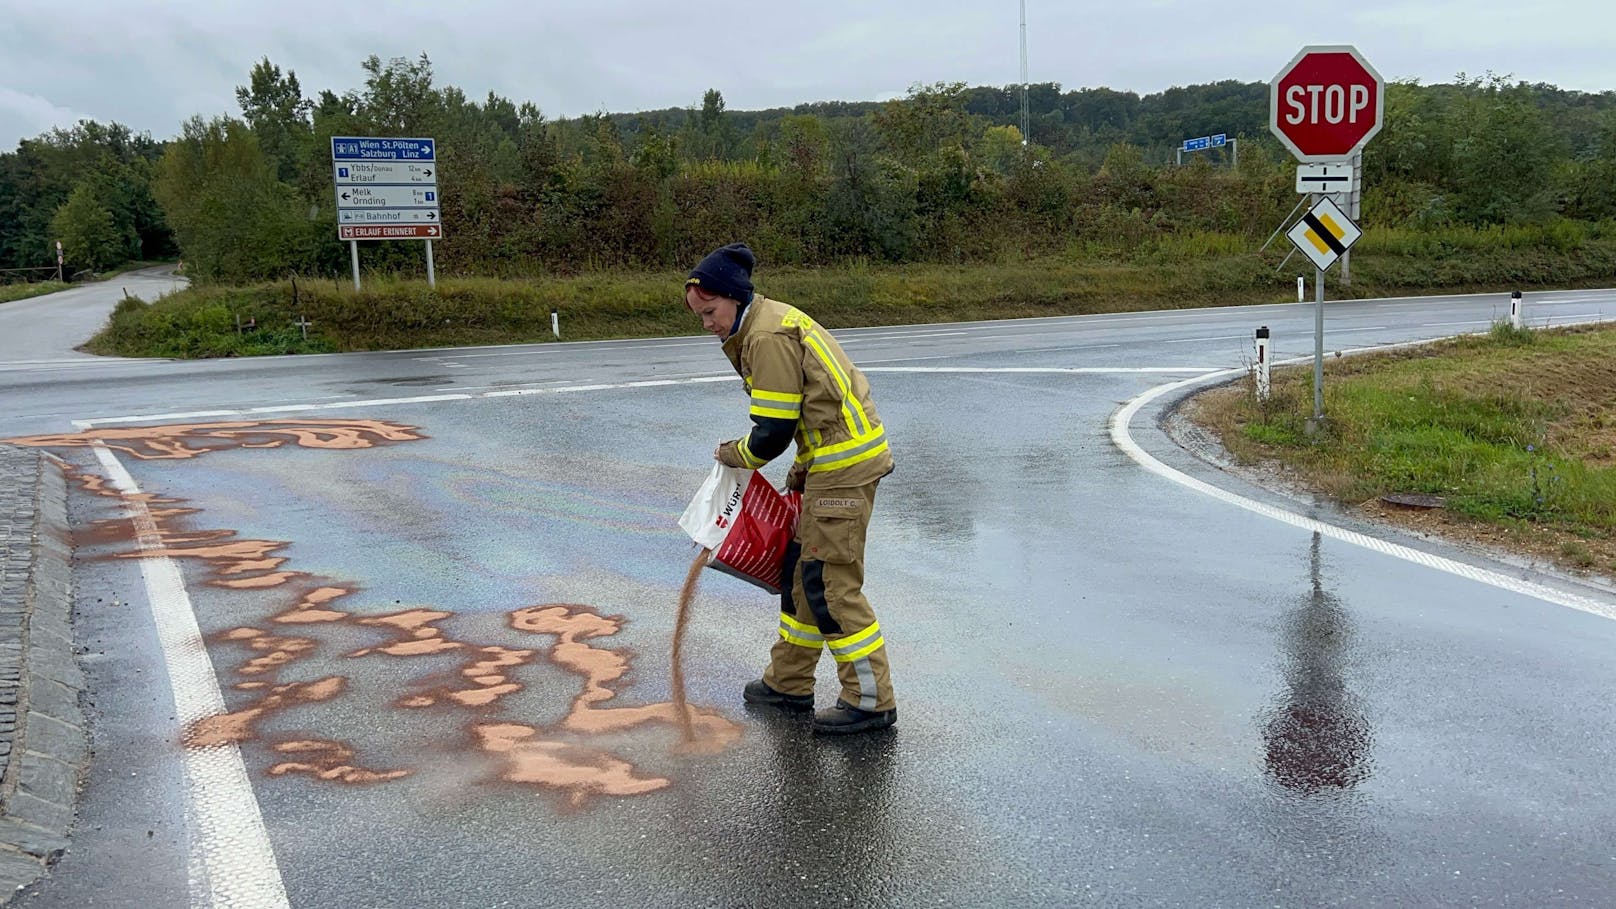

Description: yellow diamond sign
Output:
[1286,196,1361,271]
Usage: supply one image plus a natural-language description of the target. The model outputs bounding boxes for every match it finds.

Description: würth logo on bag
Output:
[714,484,744,529]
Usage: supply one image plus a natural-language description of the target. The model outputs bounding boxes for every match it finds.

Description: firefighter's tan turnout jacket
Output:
[717,296,893,485]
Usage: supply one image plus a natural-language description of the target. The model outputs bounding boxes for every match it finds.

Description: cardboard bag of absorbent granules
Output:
[678,464,801,595]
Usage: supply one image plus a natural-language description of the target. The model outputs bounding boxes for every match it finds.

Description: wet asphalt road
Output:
[2,272,1615,907]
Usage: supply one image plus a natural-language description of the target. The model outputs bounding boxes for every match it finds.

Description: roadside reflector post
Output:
[551,308,560,340]
[1509,290,1523,329]
[1297,275,1305,302]
[1255,326,1272,402]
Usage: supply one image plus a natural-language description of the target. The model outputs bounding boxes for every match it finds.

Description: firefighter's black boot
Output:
[812,698,897,735]
[743,679,814,713]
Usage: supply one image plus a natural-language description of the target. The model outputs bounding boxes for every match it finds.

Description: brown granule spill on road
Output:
[349,609,464,657]
[268,740,411,784]
[13,420,743,805]
[186,677,347,747]
[474,723,669,807]
[509,603,742,756]
[215,628,317,676]
[273,587,354,623]
[4,418,425,461]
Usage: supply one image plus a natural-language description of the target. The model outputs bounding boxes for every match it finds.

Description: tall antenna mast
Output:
[1019,0,1030,145]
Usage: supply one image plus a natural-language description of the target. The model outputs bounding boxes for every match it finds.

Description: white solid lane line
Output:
[84,439,291,909]
[1108,368,1616,622]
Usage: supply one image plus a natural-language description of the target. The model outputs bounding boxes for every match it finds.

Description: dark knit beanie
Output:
[686,243,756,304]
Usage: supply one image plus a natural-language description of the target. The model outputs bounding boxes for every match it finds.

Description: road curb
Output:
[0,446,86,903]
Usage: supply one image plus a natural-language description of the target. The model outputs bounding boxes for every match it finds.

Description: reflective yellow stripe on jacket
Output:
[798,326,888,474]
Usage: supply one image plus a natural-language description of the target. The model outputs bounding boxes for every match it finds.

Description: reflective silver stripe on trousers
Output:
[852,659,879,710]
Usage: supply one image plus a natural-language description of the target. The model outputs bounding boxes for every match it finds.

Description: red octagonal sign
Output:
[1270,45,1384,162]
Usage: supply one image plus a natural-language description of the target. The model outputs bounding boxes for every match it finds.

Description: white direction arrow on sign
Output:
[336,185,439,209]
[1296,163,1356,194]
[1286,196,1361,271]
[333,161,437,185]
[338,209,442,224]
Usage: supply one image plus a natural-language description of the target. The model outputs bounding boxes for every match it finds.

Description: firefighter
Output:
[684,243,897,735]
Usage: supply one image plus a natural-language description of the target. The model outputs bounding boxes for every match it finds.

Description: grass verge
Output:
[0,281,70,305]
[84,232,1616,358]
[1186,322,1616,577]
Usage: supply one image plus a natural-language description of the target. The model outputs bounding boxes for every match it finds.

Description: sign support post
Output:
[425,240,436,289]
[1269,45,1384,427]
[1314,259,1326,421]
[350,240,361,291]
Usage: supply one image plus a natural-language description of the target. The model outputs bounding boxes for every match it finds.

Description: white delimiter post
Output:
[1255,326,1272,402]
[1297,275,1305,302]
[1510,290,1524,329]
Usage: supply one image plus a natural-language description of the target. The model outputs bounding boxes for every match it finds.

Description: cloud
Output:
[0,88,97,147]
[0,0,1612,150]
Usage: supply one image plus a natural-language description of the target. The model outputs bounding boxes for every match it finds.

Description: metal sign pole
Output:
[1314,264,1326,421]
[425,240,436,289]
[350,240,361,291]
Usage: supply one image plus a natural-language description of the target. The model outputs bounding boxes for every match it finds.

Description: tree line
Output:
[2,53,1613,284]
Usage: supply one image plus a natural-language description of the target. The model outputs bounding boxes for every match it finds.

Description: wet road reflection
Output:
[715,709,900,907]
[1263,532,1374,794]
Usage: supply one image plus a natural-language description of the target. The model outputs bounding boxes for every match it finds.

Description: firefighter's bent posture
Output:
[684,243,897,735]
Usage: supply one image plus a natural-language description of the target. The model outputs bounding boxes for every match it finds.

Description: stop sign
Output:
[1269,45,1384,161]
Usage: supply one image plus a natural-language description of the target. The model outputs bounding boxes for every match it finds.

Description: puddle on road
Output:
[7,418,741,806]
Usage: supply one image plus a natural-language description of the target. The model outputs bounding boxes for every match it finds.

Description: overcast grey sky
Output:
[1,0,1612,149]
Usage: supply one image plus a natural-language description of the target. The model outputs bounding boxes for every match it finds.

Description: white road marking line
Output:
[865,366,1220,374]
[1108,369,1616,622]
[415,339,712,361]
[1423,320,1491,327]
[80,376,737,426]
[1162,334,1250,344]
[81,436,291,909]
[439,369,725,392]
[840,330,969,344]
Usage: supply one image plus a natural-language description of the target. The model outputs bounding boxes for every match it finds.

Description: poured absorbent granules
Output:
[670,548,711,744]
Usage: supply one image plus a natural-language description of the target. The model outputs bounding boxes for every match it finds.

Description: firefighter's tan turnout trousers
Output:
[763,479,894,713]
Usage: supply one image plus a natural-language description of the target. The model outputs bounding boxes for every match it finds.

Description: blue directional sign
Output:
[332,136,442,240]
[331,137,436,162]
[1210,133,1227,147]
[1183,136,1210,151]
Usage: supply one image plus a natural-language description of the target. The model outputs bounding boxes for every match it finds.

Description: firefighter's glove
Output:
[715,440,748,468]
[785,463,807,493]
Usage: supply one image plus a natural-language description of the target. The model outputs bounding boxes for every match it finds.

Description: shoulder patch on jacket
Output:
[780,308,814,330]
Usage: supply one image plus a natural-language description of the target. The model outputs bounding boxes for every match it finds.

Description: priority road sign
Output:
[1286,196,1361,272]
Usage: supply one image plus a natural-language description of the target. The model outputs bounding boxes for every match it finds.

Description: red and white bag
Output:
[678,464,802,594]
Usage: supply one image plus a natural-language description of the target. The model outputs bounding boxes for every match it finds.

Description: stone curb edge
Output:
[0,447,86,904]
